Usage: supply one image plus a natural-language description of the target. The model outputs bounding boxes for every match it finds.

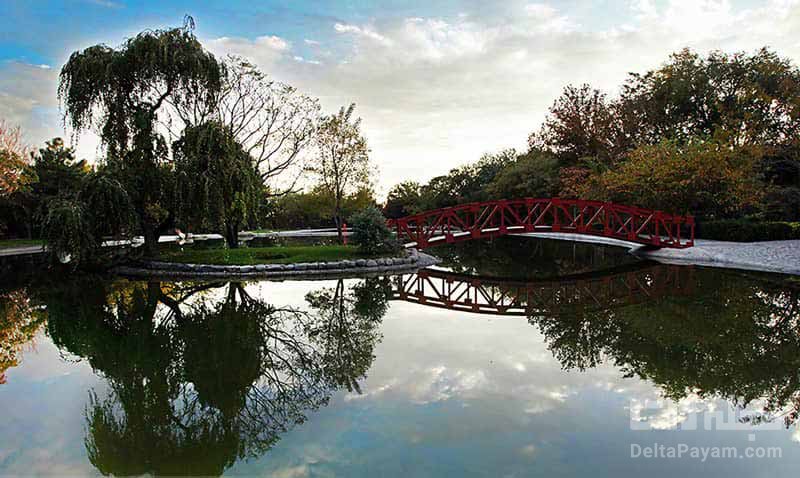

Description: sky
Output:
[2,0,800,194]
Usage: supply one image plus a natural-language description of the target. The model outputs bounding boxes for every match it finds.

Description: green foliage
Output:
[158,244,388,265]
[266,186,377,230]
[174,121,261,248]
[698,219,800,242]
[529,84,623,166]
[486,149,561,199]
[384,181,422,219]
[38,169,134,267]
[350,206,396,255]
[617,48,800,147]
[41,198,97,266]
[309,103,372,240]
[58,20,224,256]
[419,149,516,210]
[584,139,763,217]
[80,173,136,239]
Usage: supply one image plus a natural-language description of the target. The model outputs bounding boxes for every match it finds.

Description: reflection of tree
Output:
[39,277,388,476]
[529,269,800,426]
[305,278,390,393]
[433,236,639,279]
[0,288,45,384]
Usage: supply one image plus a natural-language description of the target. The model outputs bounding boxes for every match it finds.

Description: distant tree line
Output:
[385,48,800,230]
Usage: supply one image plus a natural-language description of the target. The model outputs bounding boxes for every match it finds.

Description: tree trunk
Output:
[226,223,239,249]
[334,192,343,243]
[143,223,160,258]
[334,211,343,243]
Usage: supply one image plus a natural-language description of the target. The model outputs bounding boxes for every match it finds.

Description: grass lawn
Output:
[156,244,396,265]
[0,238,44,250]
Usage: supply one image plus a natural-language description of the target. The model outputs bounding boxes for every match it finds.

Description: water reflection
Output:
[2,243,800,474]
[432,236,640,279]
[526,269,800,427]
[34,277,388,476]
[0,288,45,384]
[391,264,693,316]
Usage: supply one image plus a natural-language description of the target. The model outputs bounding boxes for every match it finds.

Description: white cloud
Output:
[206,34,291,69]
[334,23,393,45]
[6,1,800,193]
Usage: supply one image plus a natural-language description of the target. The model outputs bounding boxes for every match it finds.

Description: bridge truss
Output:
[387,198,694,249]
[390,265,694,317]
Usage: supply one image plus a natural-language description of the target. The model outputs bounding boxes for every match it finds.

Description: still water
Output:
[2,237,800,476]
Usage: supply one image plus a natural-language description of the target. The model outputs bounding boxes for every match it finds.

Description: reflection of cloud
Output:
[407,365,488,404]
[629,394,714,430]
[520,443,537,457]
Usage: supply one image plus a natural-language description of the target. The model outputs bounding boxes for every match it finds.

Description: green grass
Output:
[0,238,44,250]
[156,244,394,265]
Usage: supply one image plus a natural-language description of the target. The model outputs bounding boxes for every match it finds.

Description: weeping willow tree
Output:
[173,122,262,248]
[58,18,224,257]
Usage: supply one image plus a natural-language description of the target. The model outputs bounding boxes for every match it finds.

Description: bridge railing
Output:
[391,265,695,316]
[386,198,694,249]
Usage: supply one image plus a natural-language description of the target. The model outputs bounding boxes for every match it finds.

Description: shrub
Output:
[697,219,800,242]
[350,207,397,255]
[41,198,97,266]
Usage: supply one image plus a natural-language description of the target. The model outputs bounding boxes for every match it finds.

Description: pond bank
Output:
[114,248,440,279]
[633,239,800,276]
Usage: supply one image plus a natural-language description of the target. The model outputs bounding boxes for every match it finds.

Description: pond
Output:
[1,237,800,476]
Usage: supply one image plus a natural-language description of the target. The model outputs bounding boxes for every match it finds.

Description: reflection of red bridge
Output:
[390,265,694,316]
[387,198,694,249]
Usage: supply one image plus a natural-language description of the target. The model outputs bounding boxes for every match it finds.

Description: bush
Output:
[697,219,800,242]
[41,198,97,266]
[350,207,397,255]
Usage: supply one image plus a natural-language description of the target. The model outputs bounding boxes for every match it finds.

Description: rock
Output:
[284,264,296,271]
[255,264,268,272]
[342,260,355,268]
[365,259,378,268]
[355,259,367,267]
[239,266,254,273]
[295,263,308,271]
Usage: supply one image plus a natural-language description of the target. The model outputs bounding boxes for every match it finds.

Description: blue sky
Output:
[1,0,797,191]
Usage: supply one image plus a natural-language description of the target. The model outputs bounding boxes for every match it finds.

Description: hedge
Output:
[696,219,800,242]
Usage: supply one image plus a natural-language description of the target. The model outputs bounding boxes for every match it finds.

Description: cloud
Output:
[206,35,291,69]
[0,61,60,146]
[86,0,124,8]
[269,0,800,191]
[334,23,392,45]
[5,0,800,192]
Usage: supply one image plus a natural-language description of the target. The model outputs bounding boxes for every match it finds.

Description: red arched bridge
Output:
[390,264,694,317]
[386,198,694,249]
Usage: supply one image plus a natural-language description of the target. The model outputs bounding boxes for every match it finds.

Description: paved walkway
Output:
[515,232,800,275]
[0,245,45,257]
[632,239,800,276]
